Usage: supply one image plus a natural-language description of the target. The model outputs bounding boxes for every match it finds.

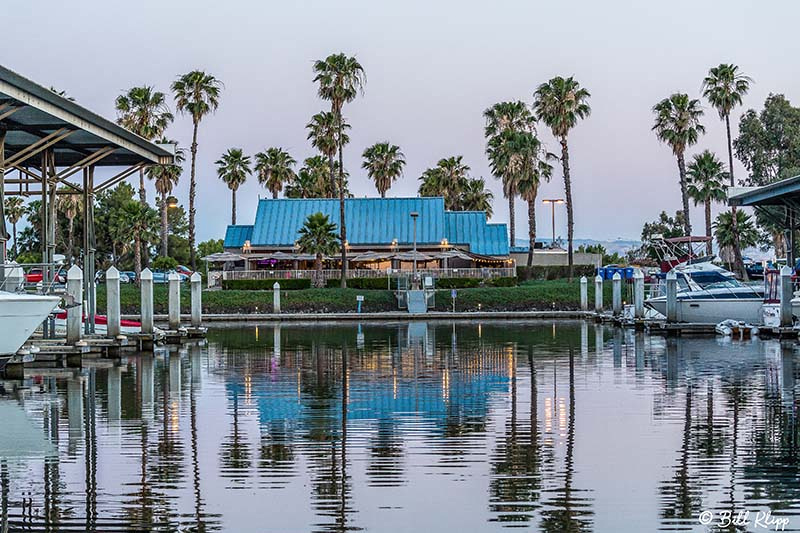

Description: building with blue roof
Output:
[223,197,511,271]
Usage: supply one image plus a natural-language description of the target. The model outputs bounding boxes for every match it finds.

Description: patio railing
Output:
[220,267,516,282]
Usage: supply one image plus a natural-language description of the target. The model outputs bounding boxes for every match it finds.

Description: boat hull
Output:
[0,292,60,355]
[646,296,764,324]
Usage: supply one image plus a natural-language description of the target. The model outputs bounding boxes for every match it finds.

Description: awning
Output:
[202,252,245,263]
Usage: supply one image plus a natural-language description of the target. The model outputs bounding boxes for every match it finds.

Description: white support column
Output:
[190,272,202,327]
[66,265,83,343]
[580,276,588,311]
[106,266,121,338]
[633,269,645,319]
[168,272,180,330]
[594,275,603,313]
[612,272,622,316]
[273,282,281,313]
[781,265,793,327]
[666,270,677,323]
[140,268,154,334]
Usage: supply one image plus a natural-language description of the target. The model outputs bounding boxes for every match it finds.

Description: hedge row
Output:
[516,265,595,281]
[222,278,312,290]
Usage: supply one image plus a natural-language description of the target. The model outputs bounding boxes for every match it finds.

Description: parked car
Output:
[25,268,66,284]
[120,271,136,284]
[152,271,189,284]
[175,265,194,277]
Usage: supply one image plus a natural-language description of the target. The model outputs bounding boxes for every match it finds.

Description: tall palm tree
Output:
[4,196,25,259]
[286,156,337,198]
[703,63,753,279]
[418,156,471,210]
[114,86,174,204]
[686,150,728,256]
[58,192,82,262]
[484,101,536,247]
[215,148,252,225]
[172,71,222,269]
[146,138,185,257]
[313,53,366,288]
[297,212,340,288]
[515,135,555,266]
[460,177,494,215]
[361,142,405,198]
[306,112,343,197]
[652,93,705,237]
[533,77,591,277]
[714,210,758,257]
[255,147,297,199]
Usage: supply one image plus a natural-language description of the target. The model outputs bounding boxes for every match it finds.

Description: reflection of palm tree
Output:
[220,388,252,480]
[660,383,701,523]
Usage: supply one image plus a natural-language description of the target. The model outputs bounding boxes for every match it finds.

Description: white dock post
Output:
[633,269,645,319]
[594,275,603,313]
[580,276,588,311]
[273,282,281,313]
[666,270,677,323]
[190,272,202,327]
[781,265,793,327]
[66,265,83,344]
[168,272,181,330]
[106,266,121,338]
[612,272,622,316]
[140,268,154,334]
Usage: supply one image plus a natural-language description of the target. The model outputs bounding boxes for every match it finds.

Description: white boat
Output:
[645,262,766,324]
[0,291,60,355]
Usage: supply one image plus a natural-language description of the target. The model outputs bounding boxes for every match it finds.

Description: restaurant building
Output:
[222,197,513,280]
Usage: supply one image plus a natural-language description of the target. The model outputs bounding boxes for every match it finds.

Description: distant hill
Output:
[514,238,641,255]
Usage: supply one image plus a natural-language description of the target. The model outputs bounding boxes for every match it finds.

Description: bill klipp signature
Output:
[698,509,789,531]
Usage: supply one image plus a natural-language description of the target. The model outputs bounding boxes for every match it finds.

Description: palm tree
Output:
[114,86,174,204]
[703,64,753,279]
[58,192,82,262]
[533,77,591,277]
[216,148,251,224]
[313,53,366,288]
[146,138,185,257]
[255,148,297,199]
[460,177,494,215]
[297,212,340,288]
[686,150,728,256]
[484,101,536,247]
[362,142,405,198]
[516,136,555,266]
[418,156,471,210]
[714,210,758,262]
[172,71,223,269]
[118,200,158,283]
[306,112,344,197]
[4,197,25,259]
[652,93,705,237]
[286,156,335,198]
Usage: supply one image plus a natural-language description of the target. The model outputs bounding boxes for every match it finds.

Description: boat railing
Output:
[1,262,68,295]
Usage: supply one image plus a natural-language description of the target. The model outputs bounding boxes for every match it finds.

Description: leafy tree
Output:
[216,148,252,224]
[714,210,758,263]
[638,210,687,260]
[313,53,366,288]
[147,138,185,257]
[115,86,174,204]
[534,76,591,277]
[686,150,728,256]
[172,70,223,269]
[362,142,405,198]
[4,196,25,259]
[297,212,340,287]
[94,183,137,267]
[152,255,178,271]
[577,244,624,265]
[306,111,346,197]
[484,101,536,246]
[197,238,224,258]
[652,93,705,237]
[255,147,297,199]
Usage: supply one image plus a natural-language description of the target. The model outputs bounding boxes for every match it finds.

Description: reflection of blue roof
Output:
[224,225,253,248]
[224,197,509,256]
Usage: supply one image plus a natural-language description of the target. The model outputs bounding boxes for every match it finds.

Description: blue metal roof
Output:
[223,225,253,248]
[228,197,509,256]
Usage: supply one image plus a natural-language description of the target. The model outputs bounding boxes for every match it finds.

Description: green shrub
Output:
[486,276,518,287]
[434,277,481,289]
[222,278,312,290]
[152,256,179,270]
[326,277,397,290]
[516,265,595,281]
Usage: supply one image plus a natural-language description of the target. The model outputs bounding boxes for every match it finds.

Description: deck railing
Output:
[220,267,516,282]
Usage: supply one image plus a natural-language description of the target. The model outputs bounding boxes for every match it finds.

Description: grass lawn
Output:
[100,279,616,315]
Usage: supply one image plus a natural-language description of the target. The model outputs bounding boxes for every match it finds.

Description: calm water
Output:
[2,321,800,532]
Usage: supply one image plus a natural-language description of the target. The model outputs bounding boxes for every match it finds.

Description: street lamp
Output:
[410,211,419,285]
[542,199,564,248]
[166,195,179,209]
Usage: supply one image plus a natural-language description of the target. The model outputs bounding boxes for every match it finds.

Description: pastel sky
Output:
[4,0,800,243]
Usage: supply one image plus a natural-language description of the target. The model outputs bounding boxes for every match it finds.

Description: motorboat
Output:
[645,262,766,324]
[0,291,60,356]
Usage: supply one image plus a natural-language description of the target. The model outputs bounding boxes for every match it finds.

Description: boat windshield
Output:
[702,280,742,290]
[685,271,740,288]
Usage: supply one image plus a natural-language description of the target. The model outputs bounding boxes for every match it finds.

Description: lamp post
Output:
[410,211,419,286]
[542,199,564,248]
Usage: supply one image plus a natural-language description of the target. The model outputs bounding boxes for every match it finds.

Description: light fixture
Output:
[166,195,179,209]
[243,240,252,253]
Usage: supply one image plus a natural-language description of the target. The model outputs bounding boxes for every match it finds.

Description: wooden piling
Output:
[140,268,154,334]
[66,265,83,344]
[612,272,622,316]
[594,275,603,313]
[781,265,793,327]
[191,272,202,327]
[106,266,121,338]
[168,272,180,330]
[633,268,644,319]
[666,270,677,323]
[273,282,281,313]
[580,276,588,311]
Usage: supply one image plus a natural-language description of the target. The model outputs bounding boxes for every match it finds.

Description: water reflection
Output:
[2,321,800,531]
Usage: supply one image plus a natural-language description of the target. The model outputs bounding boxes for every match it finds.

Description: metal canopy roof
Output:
[0,64,173,168]
[728,175,800,207]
